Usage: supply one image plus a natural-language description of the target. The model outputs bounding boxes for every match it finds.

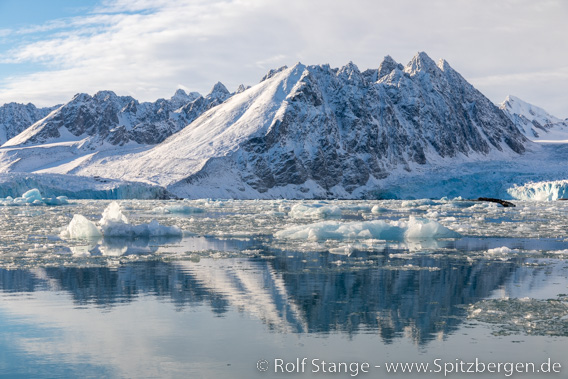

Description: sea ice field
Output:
[1,196,567,378]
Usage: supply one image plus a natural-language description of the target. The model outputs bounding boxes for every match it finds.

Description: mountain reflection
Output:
[0,251,523,345]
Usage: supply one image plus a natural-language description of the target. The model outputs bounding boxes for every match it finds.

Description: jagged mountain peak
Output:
[499,95,568,140]
[499,95,561,122]
[437,58,451,71]
[337,61,362,81]
[207,82,230,99]
[404,51,438,76]
[93,90,119,101]
[261,65,290,82]
[173,88,188,97]
[170,88,200,107]
[235,84,251,94]
[71,93,91,102]
[340,61,359,72]
[378,55,402,80]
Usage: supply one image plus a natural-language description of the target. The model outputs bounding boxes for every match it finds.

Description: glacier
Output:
[0,172,170,199]
[507,180,568,201]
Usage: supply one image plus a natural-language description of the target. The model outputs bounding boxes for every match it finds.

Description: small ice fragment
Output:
[404,216,460,239]
[371,205,387,214]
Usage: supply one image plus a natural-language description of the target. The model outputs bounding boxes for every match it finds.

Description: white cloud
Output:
[0,0,566,117]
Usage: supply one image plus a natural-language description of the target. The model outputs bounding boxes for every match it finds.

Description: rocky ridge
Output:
[0,102,59,145]
[2,83,232,148]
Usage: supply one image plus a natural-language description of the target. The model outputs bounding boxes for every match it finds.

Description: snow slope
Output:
[499,95,568,142]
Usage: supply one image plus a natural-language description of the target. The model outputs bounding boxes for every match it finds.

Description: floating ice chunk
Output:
[99,202,182,237]
[146,219,183,237]
[371,205,388,214]
[61,201,182,240]
[275,217,459,241]
[100,201,129,225]
[486,246,514,255]
[404,216,460,239]
[289,203,342,219]
[61,214,103,239]
[42,196,69,205]
[22,189,42,202]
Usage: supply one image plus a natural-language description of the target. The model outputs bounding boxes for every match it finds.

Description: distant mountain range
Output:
[499,95,568,141]
[0,52,563,199]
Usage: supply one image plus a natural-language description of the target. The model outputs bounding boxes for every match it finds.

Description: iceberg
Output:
[61,214,102,239]
[61,201,183,240]
[99,202,183,237]
[0,188,69,206]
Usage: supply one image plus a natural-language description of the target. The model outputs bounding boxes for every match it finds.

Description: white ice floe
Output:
[274,216,459,241]
[0,188,68,206]
[288,203,342,219]
[61,201,182,239]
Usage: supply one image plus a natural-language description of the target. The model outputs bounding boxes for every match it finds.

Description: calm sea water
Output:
[0,199,567,378]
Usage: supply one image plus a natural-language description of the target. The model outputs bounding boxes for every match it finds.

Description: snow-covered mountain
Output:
[1,52,540,199]
[3,83,231,148]
[499,95,568,141]
[0,102,59,145]
[62,52,527,198]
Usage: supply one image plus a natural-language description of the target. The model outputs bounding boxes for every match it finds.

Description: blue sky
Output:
[0,0,567,118]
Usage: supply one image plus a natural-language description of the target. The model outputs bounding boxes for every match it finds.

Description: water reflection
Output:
[71,235,260,257]
[0,250,529,345]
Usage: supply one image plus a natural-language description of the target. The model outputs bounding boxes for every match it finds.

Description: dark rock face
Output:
[227,53,527,194]
[5,84,232,147]
[0,102,59,145]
